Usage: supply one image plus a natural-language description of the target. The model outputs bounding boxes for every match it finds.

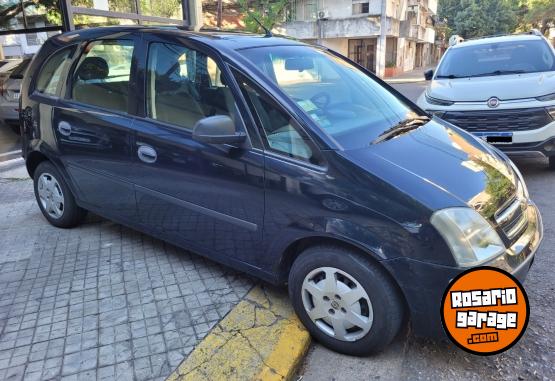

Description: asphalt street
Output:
[300,82,555,381]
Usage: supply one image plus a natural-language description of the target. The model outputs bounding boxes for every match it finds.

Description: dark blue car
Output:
[20,26,542,355]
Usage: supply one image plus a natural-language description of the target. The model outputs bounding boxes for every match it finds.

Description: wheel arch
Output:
[26,150,50,179]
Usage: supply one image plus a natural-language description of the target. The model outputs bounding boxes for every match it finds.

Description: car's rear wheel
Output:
[549,157,555,170]
[289,245,404,356]
[33,161,86,228]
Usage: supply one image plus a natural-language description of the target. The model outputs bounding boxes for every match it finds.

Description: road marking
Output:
[166,286,311,381]
[0,150,21,157]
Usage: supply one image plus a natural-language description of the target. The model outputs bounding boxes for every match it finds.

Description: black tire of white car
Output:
[33,161,86,228]
[289,245,405,356]
[549,157,555,170]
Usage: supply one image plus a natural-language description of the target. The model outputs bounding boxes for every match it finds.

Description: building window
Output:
[352,1,370,15]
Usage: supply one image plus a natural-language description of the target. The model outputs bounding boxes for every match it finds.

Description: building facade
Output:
[277,0,438,77]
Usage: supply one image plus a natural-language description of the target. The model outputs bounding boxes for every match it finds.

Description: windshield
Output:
[436,40,555,78]
[239,45,420,149]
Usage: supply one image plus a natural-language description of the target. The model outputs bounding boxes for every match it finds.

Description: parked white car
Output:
[0,58,31,132]
[417,31,555,169]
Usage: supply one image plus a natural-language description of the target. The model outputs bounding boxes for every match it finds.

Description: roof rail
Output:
[449,35,464,46]
[529,29,543,36]
[464,29,544,42]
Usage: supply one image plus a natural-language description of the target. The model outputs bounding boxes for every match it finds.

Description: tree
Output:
[438,0,519,38]
[237,0,289,33]
[522,0,555,35]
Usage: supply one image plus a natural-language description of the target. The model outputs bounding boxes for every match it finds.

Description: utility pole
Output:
[376,0,387,78]
[189,0,204,31]
[217,0,223,28]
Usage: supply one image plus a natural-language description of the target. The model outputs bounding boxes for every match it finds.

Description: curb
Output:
[166,286,311,381]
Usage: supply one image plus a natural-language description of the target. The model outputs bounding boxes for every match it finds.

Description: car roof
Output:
[52,26,305,52]
[450,34,545,49]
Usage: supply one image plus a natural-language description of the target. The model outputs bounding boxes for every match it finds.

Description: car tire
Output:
[33,161,86,228]
[549,157,555,171]
[289,245,405,356]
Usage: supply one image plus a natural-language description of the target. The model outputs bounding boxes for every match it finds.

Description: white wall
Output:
[320,38,348,56]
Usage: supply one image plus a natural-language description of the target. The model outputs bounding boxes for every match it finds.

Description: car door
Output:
[129,35,265,268]
[53,35,139,222]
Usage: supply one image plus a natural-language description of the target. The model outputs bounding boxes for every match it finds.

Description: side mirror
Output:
[192,115,246,145]
[424,69,434,81]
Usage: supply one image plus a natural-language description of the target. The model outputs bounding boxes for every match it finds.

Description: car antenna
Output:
[249,13,272,37]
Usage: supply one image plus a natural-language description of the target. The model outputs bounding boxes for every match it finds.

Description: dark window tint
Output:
[36,47,74,95]
[146,42,238,130]
[71,39,134,113]
[9,59,31,79]
[232,69,316,163]
[437,40,555,78]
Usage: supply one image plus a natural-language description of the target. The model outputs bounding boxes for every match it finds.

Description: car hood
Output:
[428,71,555,102]
[344,119,518,219]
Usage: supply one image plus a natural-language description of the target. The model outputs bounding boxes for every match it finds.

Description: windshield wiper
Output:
[435,74,464,79]
[372,116,430,144]
[471,70,526,77]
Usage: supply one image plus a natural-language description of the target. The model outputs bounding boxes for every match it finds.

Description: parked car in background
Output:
[0,58,23,84]
[0,58,31,132]
[21,27,542,355]
[418,31,555,169]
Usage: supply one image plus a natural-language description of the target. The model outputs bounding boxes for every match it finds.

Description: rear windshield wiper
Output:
[471,70,526,77]
[372,116,430,144]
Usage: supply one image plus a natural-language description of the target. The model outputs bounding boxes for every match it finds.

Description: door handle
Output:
[137,144,157,164]
[58,121,72,137]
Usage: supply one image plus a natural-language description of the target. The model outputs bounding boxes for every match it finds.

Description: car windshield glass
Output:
[436,40,555,78]
[239,45,422,149]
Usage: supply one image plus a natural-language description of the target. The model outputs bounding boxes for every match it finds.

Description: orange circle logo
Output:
[441,267,529,355]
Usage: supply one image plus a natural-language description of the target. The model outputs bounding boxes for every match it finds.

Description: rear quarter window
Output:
[35,47,75,96]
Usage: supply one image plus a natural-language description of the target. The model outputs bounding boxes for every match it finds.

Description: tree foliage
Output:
[522,0,555,34]
[438,0,519,38]
[237,0,289,33]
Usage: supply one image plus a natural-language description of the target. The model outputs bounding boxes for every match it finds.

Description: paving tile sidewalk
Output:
[0,177,253,381]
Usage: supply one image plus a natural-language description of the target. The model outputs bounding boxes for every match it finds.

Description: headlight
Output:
[509,160,529,199]
[536,92,555,101]
[425,93,454,106]
[431,208,505,267]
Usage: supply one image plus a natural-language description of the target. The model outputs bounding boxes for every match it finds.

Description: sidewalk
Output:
[385,66,434,84]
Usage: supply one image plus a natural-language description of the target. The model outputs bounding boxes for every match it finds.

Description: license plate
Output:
[7,91,20,101]
[473,132,513,145]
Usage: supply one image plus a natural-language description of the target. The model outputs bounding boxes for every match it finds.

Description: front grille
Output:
[443,108,553,132]
[495,197,528,240]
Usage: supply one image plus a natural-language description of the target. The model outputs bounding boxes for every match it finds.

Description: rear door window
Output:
[70,39,134,113]
[35,47,75,96]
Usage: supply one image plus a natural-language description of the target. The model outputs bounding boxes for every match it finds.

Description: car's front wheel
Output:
[549,157,555,170]
[33,161,86,228]
[289,245,405,356]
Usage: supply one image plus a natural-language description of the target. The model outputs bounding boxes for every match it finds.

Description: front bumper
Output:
[0,102,19,124]
[494,137,555,158]
[382,202,543,338]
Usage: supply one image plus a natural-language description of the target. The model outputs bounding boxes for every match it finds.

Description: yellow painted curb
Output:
[166,286,311,381]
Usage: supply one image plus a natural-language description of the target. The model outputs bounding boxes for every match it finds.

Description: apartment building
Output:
[277,0,438,77]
